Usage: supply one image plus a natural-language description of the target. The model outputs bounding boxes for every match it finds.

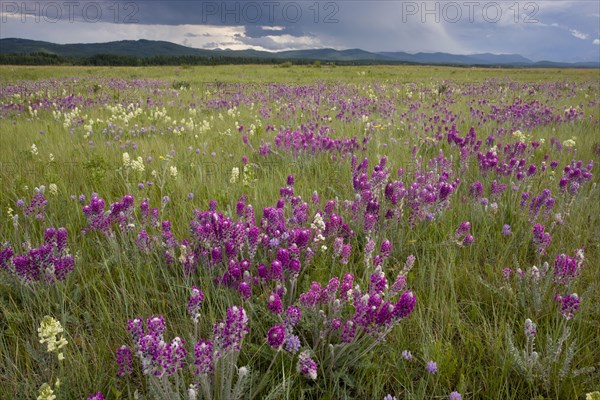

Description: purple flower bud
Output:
[524,319,537,337]
[449,391,462,400]
[288,259,301,274]
[394,290,416,319]
[270,260,283,281]
[187,286,205,319]
[267,325,286,348]
[311,191,320,204]
[380,240,392,258]
[284,334,301,353]
[462,234,475,246]
[257,263,268,279]
[285,306,302,326]
[425,360,438,374]
[455,221,471,238]
[297,351,318,380]
[86,393,105,400]
[238,282,252,299]
[556,293,580,320]
[267,293,283,315]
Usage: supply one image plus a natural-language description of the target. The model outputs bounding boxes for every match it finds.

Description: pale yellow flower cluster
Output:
[587,392,600,400]
[242,164,256,187]
[230,167,240,184]
[48,184,58,196]
[512,130,530,143]
[123,152,145,173]
[38,316,68,361]
[37,383,56,400]
[310,213,326,231]
[563,137,577,148]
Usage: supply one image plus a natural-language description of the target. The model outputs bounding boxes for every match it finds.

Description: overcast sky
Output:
[1,0,599,62]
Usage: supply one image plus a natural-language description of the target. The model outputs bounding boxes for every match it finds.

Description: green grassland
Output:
[0,65,599,400]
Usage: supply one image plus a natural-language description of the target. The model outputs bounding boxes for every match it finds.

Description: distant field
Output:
[1,64,599,83]
[0,65,599,400]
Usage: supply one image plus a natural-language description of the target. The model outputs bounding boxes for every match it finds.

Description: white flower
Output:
[31,143,39,156]
[563,138,576,148]
[188,384,197,400]
[48,184,58,196]
[230,167,240,184]
[169,166,178,178]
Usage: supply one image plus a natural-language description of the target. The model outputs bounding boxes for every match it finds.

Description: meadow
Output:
[0,65,599,400]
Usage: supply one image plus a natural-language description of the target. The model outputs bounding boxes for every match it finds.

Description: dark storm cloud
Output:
[1,1,599,61]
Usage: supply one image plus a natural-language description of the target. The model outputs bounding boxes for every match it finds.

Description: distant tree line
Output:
[0,52,394,66]
[4,52,584,68]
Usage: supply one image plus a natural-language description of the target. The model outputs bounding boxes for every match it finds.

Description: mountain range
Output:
[1,38,598,68]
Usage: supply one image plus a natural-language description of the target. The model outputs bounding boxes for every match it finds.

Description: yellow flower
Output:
[48,184,58,196]
[563,138,576,148]
[37,383,56,400]
[38,316,67,360]
[230,167,240,184]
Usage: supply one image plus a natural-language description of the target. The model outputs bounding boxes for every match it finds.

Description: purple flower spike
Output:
[115,345,133,377]
[194,339,214,375]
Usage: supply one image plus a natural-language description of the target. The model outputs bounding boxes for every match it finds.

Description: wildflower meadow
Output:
[0,65,599,399]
